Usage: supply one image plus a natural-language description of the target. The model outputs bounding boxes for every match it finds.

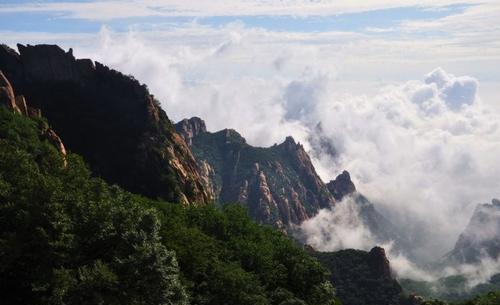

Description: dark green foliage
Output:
[0,107,187,305]
[314,249,403,305]
[400,274,500,303]
[459,291,500,305]
[152,202,338,305]
[419,291,500,305]
[0,106,338,305]
[421,300,450,305]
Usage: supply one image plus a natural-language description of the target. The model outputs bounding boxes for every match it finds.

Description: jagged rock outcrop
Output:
[327,170,356,201]
[0,71,19,112]
[0,44,211,205]
[175,116,206,146]
[175,117,335,228]
[313,247,403,305]
[445,198,500,264]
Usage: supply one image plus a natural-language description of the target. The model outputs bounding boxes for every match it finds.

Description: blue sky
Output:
[0,2,473,34]
[0,1,498,83]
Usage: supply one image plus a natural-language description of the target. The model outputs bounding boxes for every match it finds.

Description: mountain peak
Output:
[314,247,402,305]
[175,117,207,146]
[327,170,356,201]
[281,135,307,153]
[187,127,335,227]
[284,136,296,145]
[16,43,96,83]
[492,198,500,207]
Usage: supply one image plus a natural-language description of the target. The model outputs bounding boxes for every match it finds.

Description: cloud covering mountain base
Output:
[60,28,500,282]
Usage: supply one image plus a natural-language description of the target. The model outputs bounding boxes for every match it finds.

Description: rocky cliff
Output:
[0,44,211,205]
[446,199,500,264]
[176,117,335,228]
[312,246,403,305]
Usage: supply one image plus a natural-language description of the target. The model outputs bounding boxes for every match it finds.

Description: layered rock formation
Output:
[0,44,211,205]
[445,199,500,264]
[176,117,335,228]
[313,246,403,305]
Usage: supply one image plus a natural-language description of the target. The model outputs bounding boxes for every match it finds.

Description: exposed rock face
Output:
[327,170,356,201]
[14,95,28,116]
[0,71,18,112]
[0,44,211,205]
[175,117,206,146]
[314,247,403,305]
[445,199,500,264]
[175,117,335,228]
[44,128,67,158]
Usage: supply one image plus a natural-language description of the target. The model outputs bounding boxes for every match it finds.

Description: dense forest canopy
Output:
[0,106,338,305]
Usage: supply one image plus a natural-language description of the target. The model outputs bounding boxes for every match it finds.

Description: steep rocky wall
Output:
[176,117,336,228]
[0,44,211,205]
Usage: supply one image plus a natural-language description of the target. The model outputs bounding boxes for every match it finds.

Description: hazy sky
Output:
[1,0,500,263]
[1,0,499,84]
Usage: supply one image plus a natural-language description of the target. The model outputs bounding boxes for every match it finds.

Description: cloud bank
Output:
[67,28,500,266]
[305,67,500,262]
[300,197,376,251]
[299,197,500,286]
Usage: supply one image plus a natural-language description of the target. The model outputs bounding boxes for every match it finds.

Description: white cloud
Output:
[304,68,500,262]
[442,256,500,288]
[0,0,493,20]
[300,197,376,251]
[298,197,436,281]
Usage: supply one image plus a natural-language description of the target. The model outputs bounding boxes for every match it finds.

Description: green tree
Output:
[0,107,188,305]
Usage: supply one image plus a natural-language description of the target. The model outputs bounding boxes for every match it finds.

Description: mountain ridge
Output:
[0,43,212,205]
[175,117,336,228]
